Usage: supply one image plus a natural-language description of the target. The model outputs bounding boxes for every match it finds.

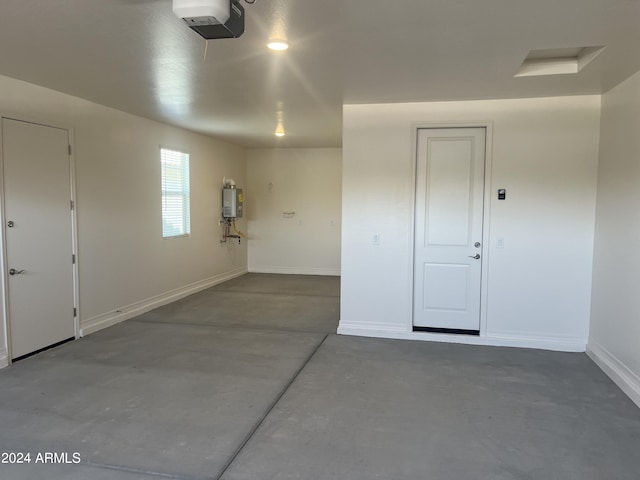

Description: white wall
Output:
[0,74,247,364]
[246,148,342,276]
[588,71,640,407]
[340,96,601,351]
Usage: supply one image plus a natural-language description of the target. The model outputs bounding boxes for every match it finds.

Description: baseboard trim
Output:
[0,347,8,369]
[248,265,340,276]
[80,267,248,337]
[338,322,406,337]
[587,342,640,409]
[483,332,586,352]
[337,322,586,352]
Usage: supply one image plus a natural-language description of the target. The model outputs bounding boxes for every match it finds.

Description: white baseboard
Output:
[248,265,340,276]
[338,322,407,337]
[79,267,248,337]
[0,347,8,369]
[587,342,640,409]
[337,322,587,352]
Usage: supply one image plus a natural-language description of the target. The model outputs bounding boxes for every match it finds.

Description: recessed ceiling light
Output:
[267,40,289,51]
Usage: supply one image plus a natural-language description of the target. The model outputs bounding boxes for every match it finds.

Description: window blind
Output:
[161,148,191,238]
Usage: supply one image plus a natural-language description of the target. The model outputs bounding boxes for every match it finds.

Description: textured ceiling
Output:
[0,0,638,148]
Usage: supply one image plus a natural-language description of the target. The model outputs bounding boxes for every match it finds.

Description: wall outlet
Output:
[372,234,381,245]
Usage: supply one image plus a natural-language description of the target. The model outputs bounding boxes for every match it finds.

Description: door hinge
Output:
[73,307,77,317]
[70,200,74,210]
[68,145,72,155]
[72,254,76,264]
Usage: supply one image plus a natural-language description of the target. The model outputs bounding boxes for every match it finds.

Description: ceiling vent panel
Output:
[515,46,606,77]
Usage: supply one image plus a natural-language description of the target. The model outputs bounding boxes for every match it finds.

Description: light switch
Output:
[372,234,381,245]
[496,238,505,249]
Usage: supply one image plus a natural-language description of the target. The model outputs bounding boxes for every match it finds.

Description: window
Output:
[161,147,191,238]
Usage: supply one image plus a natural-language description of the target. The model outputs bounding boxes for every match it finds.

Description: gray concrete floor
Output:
[0,273,639,480]
[134,273,340,334]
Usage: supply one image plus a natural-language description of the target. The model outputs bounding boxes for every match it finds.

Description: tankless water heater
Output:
[222,186,243,218]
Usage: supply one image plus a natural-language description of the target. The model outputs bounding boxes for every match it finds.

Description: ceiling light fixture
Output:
[275,124,286,137]
[267,39,289,51]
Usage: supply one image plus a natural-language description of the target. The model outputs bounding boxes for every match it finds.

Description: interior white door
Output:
[413,128,486,331]
[2,118,75,359]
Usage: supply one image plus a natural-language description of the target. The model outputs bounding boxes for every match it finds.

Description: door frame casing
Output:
[408,121,494,337]
[0,115,80,364]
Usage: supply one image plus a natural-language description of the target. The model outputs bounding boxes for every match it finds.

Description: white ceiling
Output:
[0,0,639,148]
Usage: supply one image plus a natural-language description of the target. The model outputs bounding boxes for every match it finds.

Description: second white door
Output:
[2,118,76,359]
[413,128,486,332]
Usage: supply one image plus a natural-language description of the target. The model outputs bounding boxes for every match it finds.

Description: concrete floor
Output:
[134,273,340,334]
[0,273,639,480]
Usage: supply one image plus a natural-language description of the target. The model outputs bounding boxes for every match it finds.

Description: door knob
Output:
[468,254,480,260]
[9,268,24,275]
[474,242,481,248]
